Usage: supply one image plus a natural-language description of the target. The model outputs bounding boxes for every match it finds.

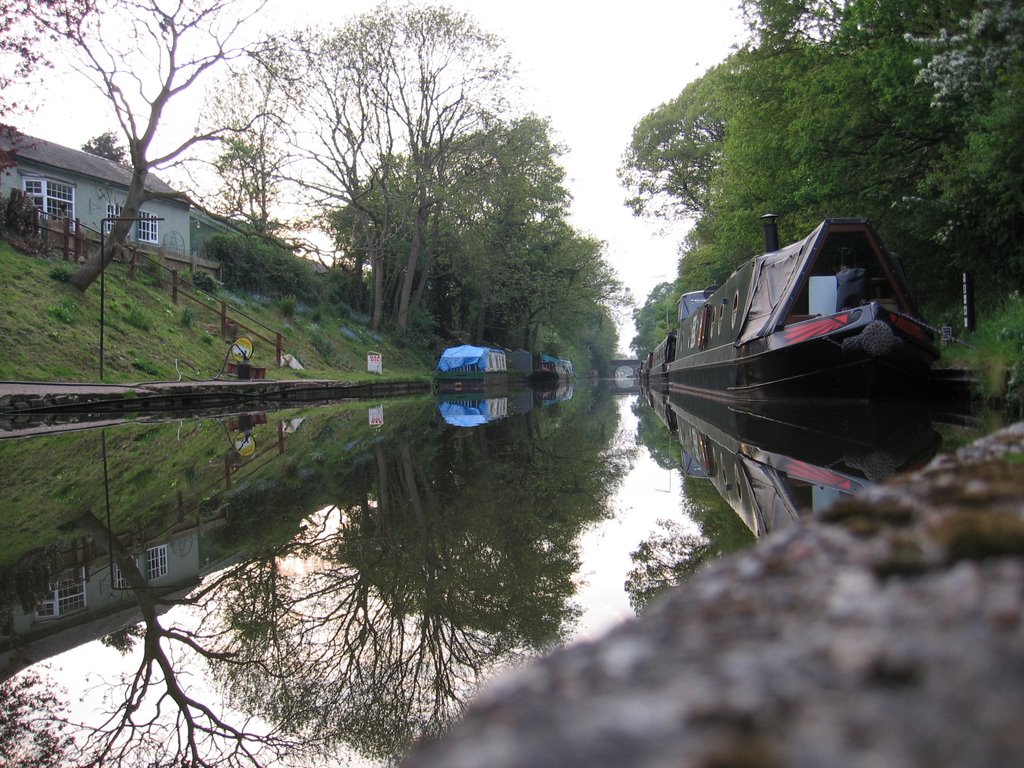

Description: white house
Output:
[0,131,220,273]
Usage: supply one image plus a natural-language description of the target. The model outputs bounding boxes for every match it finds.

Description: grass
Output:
[940,291,1024,412]
[0,240,435,385]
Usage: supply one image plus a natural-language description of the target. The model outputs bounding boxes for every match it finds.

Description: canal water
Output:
[0,381,967,766]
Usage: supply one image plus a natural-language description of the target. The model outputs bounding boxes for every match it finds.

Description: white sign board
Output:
[368,404,384,427]
[367,351,383,375]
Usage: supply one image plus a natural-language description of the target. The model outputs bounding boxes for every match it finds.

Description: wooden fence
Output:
[35,214,285,367]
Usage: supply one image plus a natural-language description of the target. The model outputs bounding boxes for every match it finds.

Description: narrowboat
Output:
[529,354,574,385]
[434,345,509,393]
[651,217,939,401]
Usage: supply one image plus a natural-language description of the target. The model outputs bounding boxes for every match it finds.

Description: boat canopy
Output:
[436,345,507,372]
[734,218,913,346]
[736,225,822,344]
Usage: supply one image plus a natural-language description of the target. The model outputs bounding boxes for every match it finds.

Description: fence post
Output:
[221,302,228,338]
[276,332,283,367]
[75,219,83,262]
[129,250,136,278]
[172,270,179,305]
[62,217,71,261]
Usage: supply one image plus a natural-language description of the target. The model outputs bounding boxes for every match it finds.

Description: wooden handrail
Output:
[34,214,286,366]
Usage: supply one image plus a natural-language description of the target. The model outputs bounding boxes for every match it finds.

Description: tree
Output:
[0,671,73,768]
[23,0,270,292]
[81,130,127,164]
[286,3,516,330]
[203,40,293,235]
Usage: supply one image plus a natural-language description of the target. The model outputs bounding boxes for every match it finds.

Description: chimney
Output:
[760,212,780,252]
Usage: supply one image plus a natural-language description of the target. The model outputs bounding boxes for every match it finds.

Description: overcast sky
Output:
[18,0,745,352]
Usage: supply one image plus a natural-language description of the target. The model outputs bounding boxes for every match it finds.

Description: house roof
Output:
[0,131,182,198]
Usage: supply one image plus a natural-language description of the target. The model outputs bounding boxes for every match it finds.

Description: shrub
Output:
[206,233,320,302]
[179,307,194,328]
[189,270,218,294]
[3,189,37,236]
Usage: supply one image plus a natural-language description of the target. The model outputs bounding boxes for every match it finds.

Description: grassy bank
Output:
[940,291,1024,414]
[0,241,435,385]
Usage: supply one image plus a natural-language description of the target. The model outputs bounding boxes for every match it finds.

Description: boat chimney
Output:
[761,212,780,252]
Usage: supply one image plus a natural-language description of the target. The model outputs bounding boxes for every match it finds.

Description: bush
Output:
[189,270,218,294]
[206,233,320,302]
[3,189,37,236]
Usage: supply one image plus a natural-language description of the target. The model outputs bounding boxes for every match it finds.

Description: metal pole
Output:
[100,221,107,381]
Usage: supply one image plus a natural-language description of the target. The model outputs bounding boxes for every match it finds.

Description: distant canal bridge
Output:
[609,358,640,378]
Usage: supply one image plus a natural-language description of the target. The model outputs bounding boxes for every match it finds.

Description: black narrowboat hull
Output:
[664,302,937,402]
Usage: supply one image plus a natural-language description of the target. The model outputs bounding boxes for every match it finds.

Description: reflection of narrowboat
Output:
[535,381,575,406]
[650,389,939,537]
[529,354,574,385]
[650,218,938,401]
[435,345,509,393]
[437,397,510,427]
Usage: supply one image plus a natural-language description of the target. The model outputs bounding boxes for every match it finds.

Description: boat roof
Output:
[736,218,915,344]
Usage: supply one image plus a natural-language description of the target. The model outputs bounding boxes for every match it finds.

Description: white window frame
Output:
[146,545,168,581]
[104,202,124,234]
[112,544,168,588]
[36,568,87,619]
[22,177,75,222]
[136,210,159,243]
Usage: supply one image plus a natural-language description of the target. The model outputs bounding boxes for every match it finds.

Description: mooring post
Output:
[963,271,975,333]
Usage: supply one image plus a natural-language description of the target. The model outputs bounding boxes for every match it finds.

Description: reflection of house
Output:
[0,131,220,276]
[0,523,230,680]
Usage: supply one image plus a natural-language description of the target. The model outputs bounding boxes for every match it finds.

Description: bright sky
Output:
[16,0,745,352]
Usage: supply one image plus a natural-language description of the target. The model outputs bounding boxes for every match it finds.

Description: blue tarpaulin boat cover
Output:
[436,345,494,371]
[438,400,490,427]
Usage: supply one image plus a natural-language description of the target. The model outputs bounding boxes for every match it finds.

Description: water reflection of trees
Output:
[625,396,755,612]
[33,387,628,766]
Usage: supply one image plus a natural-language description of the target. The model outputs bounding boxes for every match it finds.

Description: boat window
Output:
[811,231,900,309]
[788,228,906,322]
[732,290,740,326]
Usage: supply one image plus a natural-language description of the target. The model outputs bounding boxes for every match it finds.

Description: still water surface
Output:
[0,380,949,766]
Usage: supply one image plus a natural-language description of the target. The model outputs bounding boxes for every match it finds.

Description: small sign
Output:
[232,431,257,458]
[369,404,384,427]
[367,351,383,375]
[941,325,953,343]
[230,336,254,362]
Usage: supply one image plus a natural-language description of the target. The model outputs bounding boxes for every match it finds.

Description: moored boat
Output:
[651,217,938,401]
[434,345,510,393]
[529,354,574,386]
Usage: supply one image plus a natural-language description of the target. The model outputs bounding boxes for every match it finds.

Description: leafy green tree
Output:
[204,43,293,236]
[622,0,1019,319]
[631,281,678,358]
[81,130,127,165]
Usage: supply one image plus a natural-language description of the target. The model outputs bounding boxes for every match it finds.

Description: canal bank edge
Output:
[0,377,433,424]
[402,420,1024,768]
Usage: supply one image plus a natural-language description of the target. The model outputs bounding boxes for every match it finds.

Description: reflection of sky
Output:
[571,395,699,642]
[23,394,701,765]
